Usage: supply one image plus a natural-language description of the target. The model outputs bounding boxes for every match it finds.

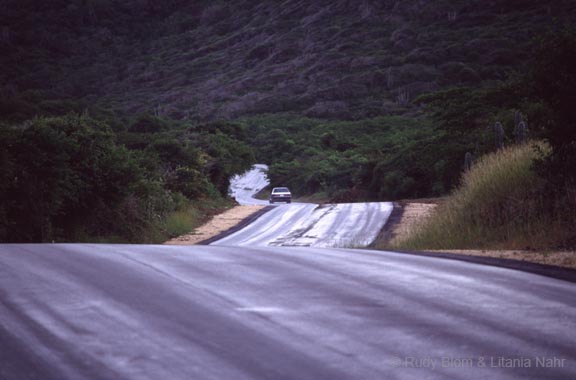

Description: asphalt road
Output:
[2,165,575,379]
[219,165,393,247]
[228,164,270,206]
[211,202,393,247]
[1,244,575,380]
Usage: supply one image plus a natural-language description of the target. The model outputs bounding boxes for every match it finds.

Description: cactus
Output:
[386,67,394,89]
[494,121,504,149]
[512,111,527,144]
[514,110,523,128]
[396,89,410,105]
[153,104,162,117]
[514,121,528,144]
[464,152,474,172]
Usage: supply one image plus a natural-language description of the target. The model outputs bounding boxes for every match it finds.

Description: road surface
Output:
[212,202,392,247]
[220,165,393,247]
[228,164,270,206]
[1,165,575,380]
[0,244,574,380]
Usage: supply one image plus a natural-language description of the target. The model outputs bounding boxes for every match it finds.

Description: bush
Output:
[0,114,144,241]
[162,206,198,238]
[128,114,170,133]
[0,114,192,242]
[394,142,570,250]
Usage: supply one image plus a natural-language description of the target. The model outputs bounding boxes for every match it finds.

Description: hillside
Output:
[2,0,576,121]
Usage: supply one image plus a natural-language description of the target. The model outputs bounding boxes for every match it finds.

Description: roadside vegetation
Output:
[243,114,491,202]
[0,114,254,243]
[393,28,576,251]
[393,143,557,249]
[1,2,575,248]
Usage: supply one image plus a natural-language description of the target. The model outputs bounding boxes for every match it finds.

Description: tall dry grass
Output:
[394,142,574,250]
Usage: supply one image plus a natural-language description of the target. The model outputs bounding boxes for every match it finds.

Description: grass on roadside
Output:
[392,142,575,250]
[79,197,236,244]
[159,197,235,242]
[162,206,200,238]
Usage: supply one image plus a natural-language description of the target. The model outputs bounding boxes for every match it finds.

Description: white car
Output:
[269,187,292,204]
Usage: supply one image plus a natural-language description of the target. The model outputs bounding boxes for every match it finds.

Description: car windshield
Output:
[273,187,290,193]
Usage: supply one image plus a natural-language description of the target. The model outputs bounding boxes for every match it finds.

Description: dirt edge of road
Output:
[373,199,439,247]
[196,206,275,245]
[377,200,576,272]
[165,205,273,245]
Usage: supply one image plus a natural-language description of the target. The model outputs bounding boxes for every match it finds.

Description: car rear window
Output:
[273,187,290,192]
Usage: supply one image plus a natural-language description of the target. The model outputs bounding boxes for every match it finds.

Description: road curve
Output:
[1,244,575,380]
[228,164,270,205]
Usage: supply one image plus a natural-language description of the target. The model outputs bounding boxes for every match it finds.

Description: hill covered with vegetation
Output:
[1,0,575,244]
[2,0,575,120]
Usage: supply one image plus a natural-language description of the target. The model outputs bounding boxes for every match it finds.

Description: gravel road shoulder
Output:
[165,205,267,245]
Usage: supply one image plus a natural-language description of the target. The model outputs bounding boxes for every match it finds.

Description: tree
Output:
[200,131,254,195]
[530,28,576,187]
[2,114,144,241]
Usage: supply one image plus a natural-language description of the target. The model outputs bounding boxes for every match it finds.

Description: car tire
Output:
[269,200,274,204]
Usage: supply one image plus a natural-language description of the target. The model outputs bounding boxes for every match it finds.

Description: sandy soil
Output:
[164,205,265,245]
[391,201,576,270]
[429,249,576,270]
[388,203,437,246]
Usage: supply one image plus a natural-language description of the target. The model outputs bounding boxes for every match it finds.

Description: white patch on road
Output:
[229,164,270,205]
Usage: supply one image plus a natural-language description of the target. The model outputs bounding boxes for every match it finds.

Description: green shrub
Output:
[0,114,144,242]
[128,114,170,133]
[162,206,198,238]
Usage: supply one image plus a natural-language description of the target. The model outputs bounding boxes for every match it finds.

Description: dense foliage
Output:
[243,115,471,201]
[244,26,576,209]
[0,114,254,242]
[393,28,576,249]
[528,28,576,189]
[1,0,574,120]
[419,28,576,191]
